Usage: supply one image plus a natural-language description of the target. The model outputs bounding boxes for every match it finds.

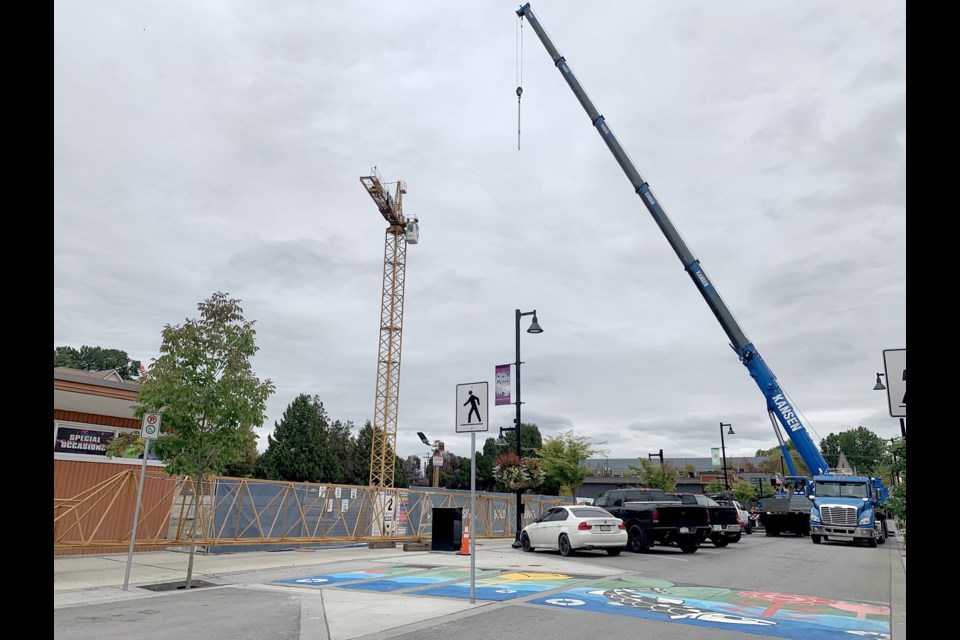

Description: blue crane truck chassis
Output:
[809,475,889,547]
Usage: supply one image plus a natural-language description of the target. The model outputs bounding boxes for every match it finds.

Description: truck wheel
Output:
[729,532,742,543]
[520,532,534,552]
[766,528,780,537]
[811,534,821,544]
[678,537,699,553]
[867,535,878,548]
[711,535,729,548]
[558,534,574,556]
[878,519,888,544]
[627,526,650,553]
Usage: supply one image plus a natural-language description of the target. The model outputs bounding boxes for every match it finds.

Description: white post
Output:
[470,432,476,603]
[122,439,151,591]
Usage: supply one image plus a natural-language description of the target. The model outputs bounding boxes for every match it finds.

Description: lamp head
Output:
[873,373,886,391]
[527,314,543,334]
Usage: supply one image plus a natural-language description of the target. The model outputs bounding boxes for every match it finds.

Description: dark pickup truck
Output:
[594,488,711,553]
[673,493,742,546]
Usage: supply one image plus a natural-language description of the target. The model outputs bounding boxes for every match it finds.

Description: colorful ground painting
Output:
[527,576,890,640]
[336,567,504,592]
[411,571,590,601]
[273,566,429,586]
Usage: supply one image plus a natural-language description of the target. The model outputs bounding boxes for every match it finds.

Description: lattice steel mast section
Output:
[360,168,419,489]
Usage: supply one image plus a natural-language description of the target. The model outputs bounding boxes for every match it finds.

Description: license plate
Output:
[599,525,610,531]
[679,527,689,533]
[712,524,722,531]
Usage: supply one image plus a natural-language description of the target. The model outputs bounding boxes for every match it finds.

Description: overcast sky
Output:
[54,1,906,466]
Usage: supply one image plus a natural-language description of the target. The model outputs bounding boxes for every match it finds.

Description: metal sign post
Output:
[456,381,487,603]
[123,412,161,591]
[470,431,476,603]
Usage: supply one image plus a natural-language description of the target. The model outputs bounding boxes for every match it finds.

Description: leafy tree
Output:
[731,480,756,504]
[350,421,406,487]
[498,423,543,458]
[351,422,374,485]
[455,455,472,490]
[629,458,678,492]
[223,426,259,477]
[886,438,906,530]
[705,479,725,494]
[394,455,409,488]
[327,419,355,484]
[475,438,497,491]
[535,430,607,496]
[106,432,147,459]
[755,441,810,477]
[424,451,461,489]
[402,455,425,486]
[258,394,331,482]
[819,426,888,476]
[54,345,143,380]
[137,291,275,588]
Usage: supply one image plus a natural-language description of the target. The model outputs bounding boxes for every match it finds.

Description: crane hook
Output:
[516,86,523,150]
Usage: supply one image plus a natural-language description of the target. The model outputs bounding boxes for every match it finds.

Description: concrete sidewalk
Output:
[55,536,907,640]
[54,539,617,638]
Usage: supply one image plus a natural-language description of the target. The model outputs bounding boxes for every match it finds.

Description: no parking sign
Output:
[141,413,162,440]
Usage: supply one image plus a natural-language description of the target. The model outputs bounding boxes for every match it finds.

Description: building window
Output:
[53,421,140,458]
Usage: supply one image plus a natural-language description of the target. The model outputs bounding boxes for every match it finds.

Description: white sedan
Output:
[520,505,627,556]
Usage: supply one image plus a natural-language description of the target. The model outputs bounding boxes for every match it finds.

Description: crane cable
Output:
[516,15,523,151]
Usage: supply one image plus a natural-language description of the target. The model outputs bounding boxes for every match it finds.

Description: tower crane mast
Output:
[360,167,419,490]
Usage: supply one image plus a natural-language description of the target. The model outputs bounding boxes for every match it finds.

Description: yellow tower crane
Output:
[359,167,419,491]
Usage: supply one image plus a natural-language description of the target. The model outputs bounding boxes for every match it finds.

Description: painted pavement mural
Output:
[528,576,890,640]
[275,568,890,638]
[273,566,429,586]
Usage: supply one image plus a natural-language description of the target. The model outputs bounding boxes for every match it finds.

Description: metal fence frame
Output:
[54,471,572,552]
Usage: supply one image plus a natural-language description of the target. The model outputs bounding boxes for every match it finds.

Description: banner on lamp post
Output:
[711,447,721,468]
[495,364,511,406]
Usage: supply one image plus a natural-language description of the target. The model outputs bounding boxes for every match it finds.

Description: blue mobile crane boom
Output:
[516,3,831,476]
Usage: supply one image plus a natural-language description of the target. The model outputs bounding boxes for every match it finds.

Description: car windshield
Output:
[815,481,869,498]
[571,507,613,518]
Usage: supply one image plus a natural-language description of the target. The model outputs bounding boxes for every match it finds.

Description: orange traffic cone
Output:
[459,524,471,555]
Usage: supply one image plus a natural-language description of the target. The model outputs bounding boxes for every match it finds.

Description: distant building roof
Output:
[583,456,769,473]
[53,367,140,393]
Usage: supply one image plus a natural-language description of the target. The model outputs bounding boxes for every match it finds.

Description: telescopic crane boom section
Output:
[360,169,418,490]
[516,3,830,476]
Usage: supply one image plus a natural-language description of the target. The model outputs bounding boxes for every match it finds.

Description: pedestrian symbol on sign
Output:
[456,382,489,433]
[464,391,482,423]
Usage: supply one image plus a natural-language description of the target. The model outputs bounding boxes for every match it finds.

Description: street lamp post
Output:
[720,423,734,492]
[511,308,542,548]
